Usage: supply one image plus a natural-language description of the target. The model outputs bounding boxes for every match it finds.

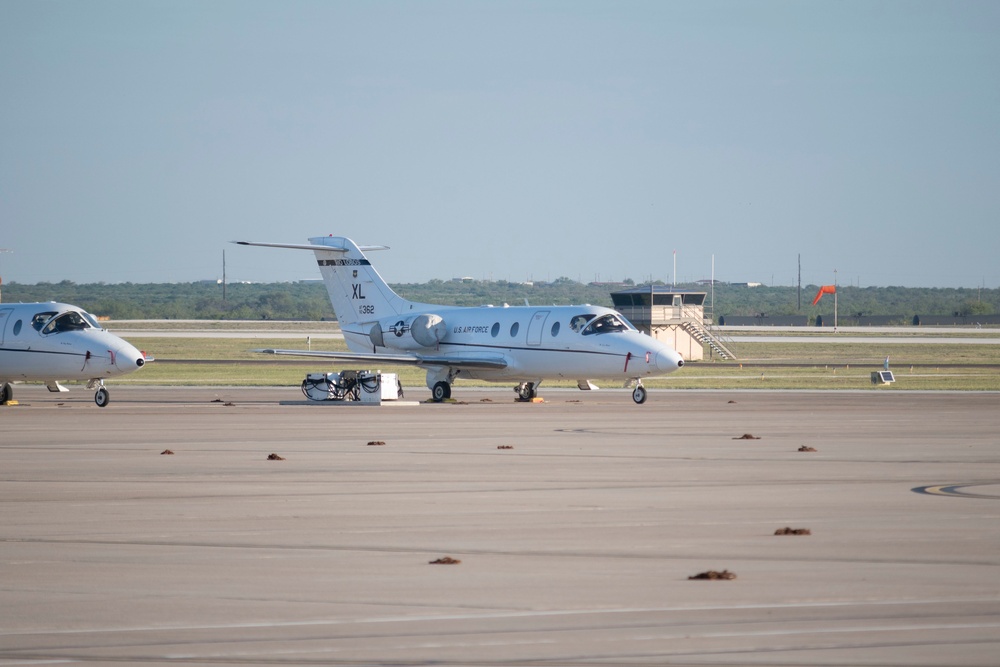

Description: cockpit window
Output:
[581,313,635,336]
[81,311,103,330]
[32,311,58,331]
[41,311,93,335]
[569,314,597,333]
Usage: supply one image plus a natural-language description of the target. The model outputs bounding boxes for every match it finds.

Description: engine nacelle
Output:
[371,313,447,350]
[411,313,447,347]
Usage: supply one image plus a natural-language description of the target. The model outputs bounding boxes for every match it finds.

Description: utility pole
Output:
[222,250,227,303]
[797,254,801,311]
[833,268,838,331]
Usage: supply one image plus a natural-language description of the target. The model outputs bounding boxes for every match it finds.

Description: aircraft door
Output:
[0,308,12,344]
[526,310,550,346]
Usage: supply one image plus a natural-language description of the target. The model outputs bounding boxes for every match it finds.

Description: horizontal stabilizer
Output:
[232,241,389,252]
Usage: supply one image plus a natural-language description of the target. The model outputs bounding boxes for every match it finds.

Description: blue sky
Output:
[2,1,998,288]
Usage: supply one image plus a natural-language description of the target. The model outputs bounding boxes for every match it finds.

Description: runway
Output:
[2,386,999,665]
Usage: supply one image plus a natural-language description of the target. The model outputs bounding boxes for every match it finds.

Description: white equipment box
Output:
[301,370,401,404]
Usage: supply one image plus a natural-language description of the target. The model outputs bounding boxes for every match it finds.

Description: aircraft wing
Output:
[255,348,508,370]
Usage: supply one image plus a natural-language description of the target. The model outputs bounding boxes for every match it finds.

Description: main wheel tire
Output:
[516,383,534,401]
[632,385,647,405]
[1,383,12,403]
[432,381,451,402]
[95,387,110,408]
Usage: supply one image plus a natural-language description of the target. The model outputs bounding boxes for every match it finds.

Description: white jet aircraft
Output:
[234,236,684,403]
[0,302,148,406]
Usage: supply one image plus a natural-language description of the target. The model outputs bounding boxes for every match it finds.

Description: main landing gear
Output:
[428,368,459,403]
[515,381,538,401]
[1,383,12,404]
[431,381,451,402]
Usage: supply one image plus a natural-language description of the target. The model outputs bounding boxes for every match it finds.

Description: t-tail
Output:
[233,236,431,328]
[307,236,412,327]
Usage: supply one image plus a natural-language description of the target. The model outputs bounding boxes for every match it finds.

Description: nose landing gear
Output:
[631,383,647,404]
[88,379,111,407]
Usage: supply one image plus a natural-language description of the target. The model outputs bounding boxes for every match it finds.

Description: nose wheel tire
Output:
[94,387,110,408]
[431,381,451,402]
[632,385,647,404]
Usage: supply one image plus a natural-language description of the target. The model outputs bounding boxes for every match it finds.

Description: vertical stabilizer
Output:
[308,236,410,327]
[234,236,437,350]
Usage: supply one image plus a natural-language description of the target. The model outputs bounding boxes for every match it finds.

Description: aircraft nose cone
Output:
[656,349,684,373]
[114,343,147,372]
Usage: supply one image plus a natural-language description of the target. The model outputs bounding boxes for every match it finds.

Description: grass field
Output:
[103,326,1000,391]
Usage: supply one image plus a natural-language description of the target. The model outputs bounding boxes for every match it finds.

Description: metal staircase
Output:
[680,321,738,360]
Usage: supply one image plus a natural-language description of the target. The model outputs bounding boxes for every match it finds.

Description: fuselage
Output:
[0,302,146,384]
[343,303,683,382]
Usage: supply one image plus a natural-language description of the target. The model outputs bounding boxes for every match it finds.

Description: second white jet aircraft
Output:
[0,302,148,406]
[235,236,684,403]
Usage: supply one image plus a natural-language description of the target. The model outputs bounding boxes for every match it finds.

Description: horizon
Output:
[3,275,998,292]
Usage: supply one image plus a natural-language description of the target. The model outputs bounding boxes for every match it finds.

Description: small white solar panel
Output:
[872,370,895,385]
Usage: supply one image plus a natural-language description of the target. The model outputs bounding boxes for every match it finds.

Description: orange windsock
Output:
[812,285,836,305]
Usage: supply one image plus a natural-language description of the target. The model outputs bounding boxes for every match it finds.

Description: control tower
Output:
[610,286,736,361]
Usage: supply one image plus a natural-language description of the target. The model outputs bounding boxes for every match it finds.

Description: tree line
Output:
[2,279,996,322]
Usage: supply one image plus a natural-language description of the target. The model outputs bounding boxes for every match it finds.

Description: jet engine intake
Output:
[411,314,446,348]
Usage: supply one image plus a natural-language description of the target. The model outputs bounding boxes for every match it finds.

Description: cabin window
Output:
[550,321,560,337]
[12,320,22,336]
[581,313,632,336]
[510,322,519,337]
[491,322,500,337]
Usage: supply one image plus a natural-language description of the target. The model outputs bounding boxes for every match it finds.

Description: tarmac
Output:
[1,385,999,666]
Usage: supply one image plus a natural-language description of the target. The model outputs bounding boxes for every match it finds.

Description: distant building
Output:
[610,286,736,361]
